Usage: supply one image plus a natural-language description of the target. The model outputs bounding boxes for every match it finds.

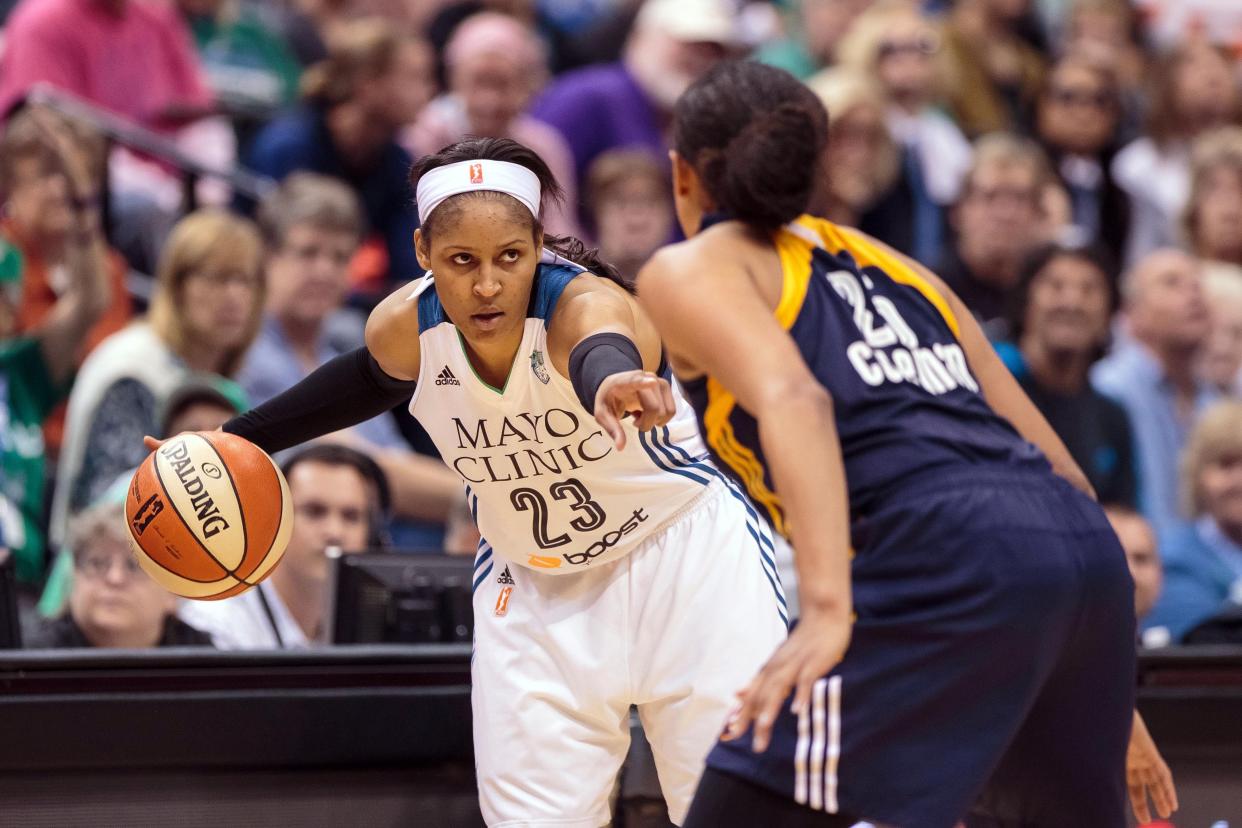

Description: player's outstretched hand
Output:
[143,435,165,452]
[1127,710,1177,824]
[723,605,852,753]
[593,370,676,451]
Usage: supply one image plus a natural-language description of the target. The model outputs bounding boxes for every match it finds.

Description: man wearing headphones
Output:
[178,443,390,649]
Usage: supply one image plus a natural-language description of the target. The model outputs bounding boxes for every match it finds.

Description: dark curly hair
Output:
[410,137,627,290]
[674,61,829,232]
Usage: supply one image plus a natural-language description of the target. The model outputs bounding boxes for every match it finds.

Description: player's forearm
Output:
[38,218,110,383]
[757,384,852,616]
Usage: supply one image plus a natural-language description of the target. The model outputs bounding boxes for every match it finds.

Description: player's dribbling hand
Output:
[1127,710,1177,824]
[593,370,677,451]
[143,436,165,452]
[723,605,852,754]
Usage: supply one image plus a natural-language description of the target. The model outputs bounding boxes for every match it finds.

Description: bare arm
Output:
[547,275,675,448]
[31,108,109,384]
[638,239,852,746]
[364,281,424,381]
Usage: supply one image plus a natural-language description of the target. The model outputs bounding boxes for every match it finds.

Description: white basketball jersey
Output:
[408,262,719,575]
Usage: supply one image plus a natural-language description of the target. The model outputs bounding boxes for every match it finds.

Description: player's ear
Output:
[413,228,432,271]
[670,150,694,198]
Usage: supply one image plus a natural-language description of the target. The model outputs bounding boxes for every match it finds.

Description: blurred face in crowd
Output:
[1201,291,1242,394]
[1174,43,1238,127]
[1021,253,1112,359]
[1199,446,1242,540]
[1037,61,1118,156]
[1069,5,1131,61]
[594,175,674,280]
[71,534,176,648]
[452,51,529,138]
[803,0,871,63]
[1193,164,1242,264]
[1126,250,1210,353]
[628,28,727,111]
[873,11,939,107]
[980,0,1030,23]
[826,102,889,216]
[5,154,75,245]
[283,461,372,585]
[1106,508,1161,619]
[166,400,237,437]
[369,39,434,129]
[955,160,1043,278]
[266,222,357,329]
[179,257,262,355]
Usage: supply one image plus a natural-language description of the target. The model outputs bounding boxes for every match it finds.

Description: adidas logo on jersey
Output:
[496,565,515,585]
[435,366,461,386]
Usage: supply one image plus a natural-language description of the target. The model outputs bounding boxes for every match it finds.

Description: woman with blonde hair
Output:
[836,0,971,263]
[1146,401,1242,641]
[804,68,899,228]
[49,210,262,550]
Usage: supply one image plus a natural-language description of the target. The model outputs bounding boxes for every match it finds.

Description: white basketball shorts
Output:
[470,477,789,827]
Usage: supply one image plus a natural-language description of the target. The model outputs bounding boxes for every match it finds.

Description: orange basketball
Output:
[124,431,293,600]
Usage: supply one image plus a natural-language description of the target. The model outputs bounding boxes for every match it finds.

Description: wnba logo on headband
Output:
[417,158,542,223]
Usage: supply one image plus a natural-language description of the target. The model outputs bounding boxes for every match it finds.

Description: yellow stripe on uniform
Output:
[702,377,788,536]
[791,216,962,339]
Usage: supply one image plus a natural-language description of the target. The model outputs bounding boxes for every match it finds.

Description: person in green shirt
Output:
[0,106,110,591]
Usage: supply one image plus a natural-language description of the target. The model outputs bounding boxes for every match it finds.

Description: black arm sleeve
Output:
[568,332,643,413]
[222,347,418,455]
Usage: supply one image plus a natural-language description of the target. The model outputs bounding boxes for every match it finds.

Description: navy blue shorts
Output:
[703,468,1136,828]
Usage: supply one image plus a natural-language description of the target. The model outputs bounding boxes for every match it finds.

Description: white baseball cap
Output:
[636,0,744,47]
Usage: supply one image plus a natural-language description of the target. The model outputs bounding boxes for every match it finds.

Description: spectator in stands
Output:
[0,106,132,457]
[1200,265,1242,397]
[176,0,305,115]
[179,443,389,648]
[25,502,213,648]
[244,18,434,299]
[804,69,899,229]
[1062,0,1146,132]
[837,0,972,264]
[939,0,1047,138]
[1113,41,1241,268]
[998,242,1136,506]
[1034,54,1129,260]
[937,133,1055,330]
[0,0,237,274]
[406,12,579,237]
[0,108,111,594]
[1184,127,1242,271]
[238,173,459,529]
[160,374,244,437]
[754,0,871,80]
[530,0,741,212]
[49,210,262,553]
[1104,505,1166,646]
[583,150,673,283]
[1093,249,1217,532]
[1145,401,1242,642]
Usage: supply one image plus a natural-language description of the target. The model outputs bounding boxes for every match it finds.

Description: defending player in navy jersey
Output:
[150,137,788,826]
[637,61,1177,828]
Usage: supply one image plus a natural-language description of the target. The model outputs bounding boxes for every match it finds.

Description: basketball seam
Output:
[133,462,242,586]
[152,437,257,588]
[259,451,287,575]
[199,434,257,583]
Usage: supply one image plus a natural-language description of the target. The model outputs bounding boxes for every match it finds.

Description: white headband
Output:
[415,159,542,224]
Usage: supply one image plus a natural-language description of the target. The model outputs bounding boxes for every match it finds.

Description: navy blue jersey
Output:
[682,216,1043,538]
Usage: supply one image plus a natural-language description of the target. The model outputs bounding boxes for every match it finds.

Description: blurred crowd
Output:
[1,0,1241,652]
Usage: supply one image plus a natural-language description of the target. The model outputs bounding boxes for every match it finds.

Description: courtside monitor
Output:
[330,551,474,645]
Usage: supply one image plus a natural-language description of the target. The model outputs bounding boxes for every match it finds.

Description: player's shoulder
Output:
[639,222,765,292]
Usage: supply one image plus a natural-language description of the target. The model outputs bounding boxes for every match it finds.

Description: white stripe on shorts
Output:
[808,678,828,810]
[794,680,812,806]
[826,675,842,813]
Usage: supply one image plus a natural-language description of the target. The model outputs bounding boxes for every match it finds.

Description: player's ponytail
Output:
[674,61,828,232]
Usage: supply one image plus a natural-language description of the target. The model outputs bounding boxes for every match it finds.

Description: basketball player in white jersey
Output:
[200,137,789,827]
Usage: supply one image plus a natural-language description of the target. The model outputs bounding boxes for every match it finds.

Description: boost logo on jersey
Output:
[563,508,649,566]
